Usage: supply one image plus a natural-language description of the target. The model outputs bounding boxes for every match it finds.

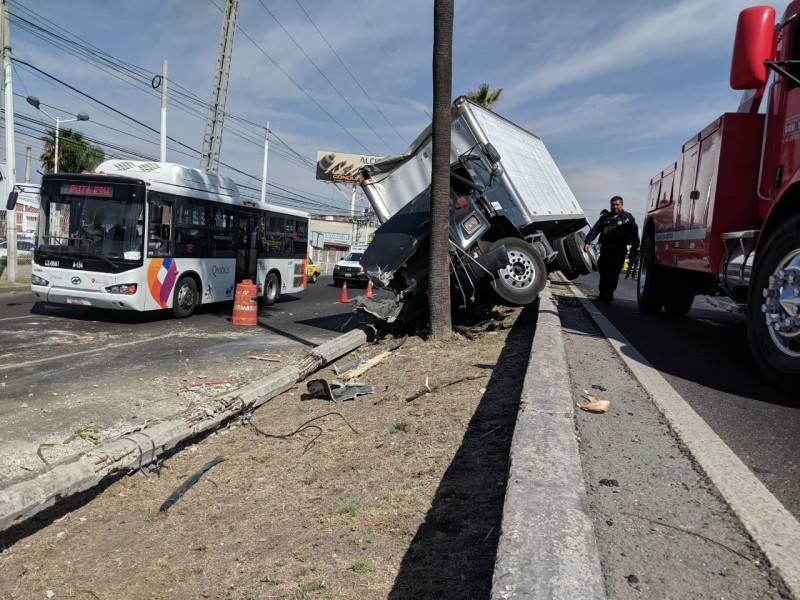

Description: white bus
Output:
[28,160,310,318]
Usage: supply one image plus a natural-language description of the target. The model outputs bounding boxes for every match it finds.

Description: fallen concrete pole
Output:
[0,328,368,532]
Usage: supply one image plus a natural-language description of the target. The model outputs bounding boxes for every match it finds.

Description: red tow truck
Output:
[638,4,800,390]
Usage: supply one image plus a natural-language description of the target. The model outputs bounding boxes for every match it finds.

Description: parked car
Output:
[306,257,321,283]
[0,239,34,258]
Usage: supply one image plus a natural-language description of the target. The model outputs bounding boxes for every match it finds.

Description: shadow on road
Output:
[388,300,540,599]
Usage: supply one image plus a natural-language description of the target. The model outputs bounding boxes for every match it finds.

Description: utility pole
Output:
[160,59,168,162]
[200,0,238,172]
[260,121,269,203]
[2,0,17,282]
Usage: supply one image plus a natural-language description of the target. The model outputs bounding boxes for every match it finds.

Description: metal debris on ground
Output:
[306,378,375,402]
[333,356,368,375]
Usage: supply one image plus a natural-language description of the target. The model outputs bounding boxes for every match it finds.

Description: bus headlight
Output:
[105,283,138,295]
[31,274,49,286]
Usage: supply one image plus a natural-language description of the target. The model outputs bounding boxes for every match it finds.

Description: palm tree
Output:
[467,83,503,109]
[39,128,104,174]
[429,0,454,340]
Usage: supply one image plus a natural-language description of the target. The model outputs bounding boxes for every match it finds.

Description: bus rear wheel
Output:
[173,277,198,318]
[263,272,280,306]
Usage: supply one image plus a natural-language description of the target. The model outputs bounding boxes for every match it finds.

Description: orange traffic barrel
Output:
[232,279,258,326]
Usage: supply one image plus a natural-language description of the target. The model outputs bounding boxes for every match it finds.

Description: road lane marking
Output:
[562,278,800,598]
[0,333,176,372]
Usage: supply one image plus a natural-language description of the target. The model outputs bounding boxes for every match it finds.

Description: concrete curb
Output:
[492,284,606,599]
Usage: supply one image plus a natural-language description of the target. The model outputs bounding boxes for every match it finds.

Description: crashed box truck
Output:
[357,96,592,324]
[638,4,800,391]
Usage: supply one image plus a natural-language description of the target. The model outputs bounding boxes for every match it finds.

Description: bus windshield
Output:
[37,179,146,265]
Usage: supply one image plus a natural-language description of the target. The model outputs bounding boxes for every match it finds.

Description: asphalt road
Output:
[567,272,800,522]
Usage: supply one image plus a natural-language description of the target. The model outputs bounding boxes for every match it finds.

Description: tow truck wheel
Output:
[172,277,198,318]
[489,237,546,305]
[746,214,800,390]
[637,232,666,314]
[262,272,280,306]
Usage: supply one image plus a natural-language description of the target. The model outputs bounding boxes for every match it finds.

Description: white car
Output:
[0,239,34,258]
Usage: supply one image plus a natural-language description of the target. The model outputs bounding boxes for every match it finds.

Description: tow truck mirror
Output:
[730,6,776,90]
[6,190,18,210]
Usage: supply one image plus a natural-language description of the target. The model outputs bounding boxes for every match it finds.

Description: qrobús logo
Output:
[212,264,231,277]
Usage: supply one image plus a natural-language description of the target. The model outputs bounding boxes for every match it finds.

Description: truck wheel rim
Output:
[500,248,535,289]
[761,249,800,357]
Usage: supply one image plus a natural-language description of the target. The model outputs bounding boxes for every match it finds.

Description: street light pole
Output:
[25,96,89,173]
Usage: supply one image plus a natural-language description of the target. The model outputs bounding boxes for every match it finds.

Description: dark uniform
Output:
[585,210,640,301]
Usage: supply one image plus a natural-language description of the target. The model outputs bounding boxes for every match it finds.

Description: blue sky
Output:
[3,0,791,225]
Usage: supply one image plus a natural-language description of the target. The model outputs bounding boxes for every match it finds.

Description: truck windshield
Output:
[461,152,495,187]
[37,178,146,263]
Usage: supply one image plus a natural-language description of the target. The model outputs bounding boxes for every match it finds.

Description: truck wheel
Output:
[555,237,580,280]
[564,231,592,275]
[745,215,800,389]
[262,272,280,306]
[489,237,546,305]
[663,272,695,317]
[637,233,666,314]
[172,277,198,318]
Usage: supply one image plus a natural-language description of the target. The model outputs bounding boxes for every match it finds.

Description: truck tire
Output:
[745,214,800,389]
[172,276,198,318]
[555,236,580,280]
[663,272,695,317]
[489,237,546,305]
[637,233,666,314]
[564,231,592,275]
[262,272,280,306]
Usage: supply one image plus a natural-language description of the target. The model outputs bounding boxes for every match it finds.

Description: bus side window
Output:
[148,198,173,258]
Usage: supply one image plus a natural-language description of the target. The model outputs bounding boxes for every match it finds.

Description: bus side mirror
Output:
[6,190,18,210]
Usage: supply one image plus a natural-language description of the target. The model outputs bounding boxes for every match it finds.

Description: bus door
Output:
[236,213,259,282]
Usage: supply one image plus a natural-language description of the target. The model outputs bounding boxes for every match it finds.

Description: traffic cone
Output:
[366,280,374,299]
[339,281,349,303]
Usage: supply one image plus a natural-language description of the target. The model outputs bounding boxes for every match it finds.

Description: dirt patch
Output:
[0,305,538,599]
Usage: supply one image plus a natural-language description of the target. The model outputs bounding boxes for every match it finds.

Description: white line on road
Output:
[565,280,800,598]
[0,333,176,372]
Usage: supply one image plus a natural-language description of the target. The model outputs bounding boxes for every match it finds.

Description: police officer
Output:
[584,195,640,303]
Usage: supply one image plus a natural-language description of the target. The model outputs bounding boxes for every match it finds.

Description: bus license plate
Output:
[67,298,92,306]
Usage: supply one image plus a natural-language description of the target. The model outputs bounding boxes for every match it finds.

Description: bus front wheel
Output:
[263,272,280,306]
[173,277,198,318]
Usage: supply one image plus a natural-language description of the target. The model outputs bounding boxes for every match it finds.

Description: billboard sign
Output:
[316,151,383,183]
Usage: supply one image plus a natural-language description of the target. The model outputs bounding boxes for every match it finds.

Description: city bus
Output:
[28,160,310,318]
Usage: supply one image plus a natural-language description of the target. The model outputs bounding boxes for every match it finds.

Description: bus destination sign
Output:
[60,183,113,198]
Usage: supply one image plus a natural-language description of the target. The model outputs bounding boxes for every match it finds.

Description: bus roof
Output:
[92,159,309,218]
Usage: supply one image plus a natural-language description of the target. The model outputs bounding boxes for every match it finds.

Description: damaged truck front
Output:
[357,96,592,325]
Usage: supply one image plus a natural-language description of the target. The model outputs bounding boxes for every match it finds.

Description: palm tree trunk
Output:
[429,0,454,340]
